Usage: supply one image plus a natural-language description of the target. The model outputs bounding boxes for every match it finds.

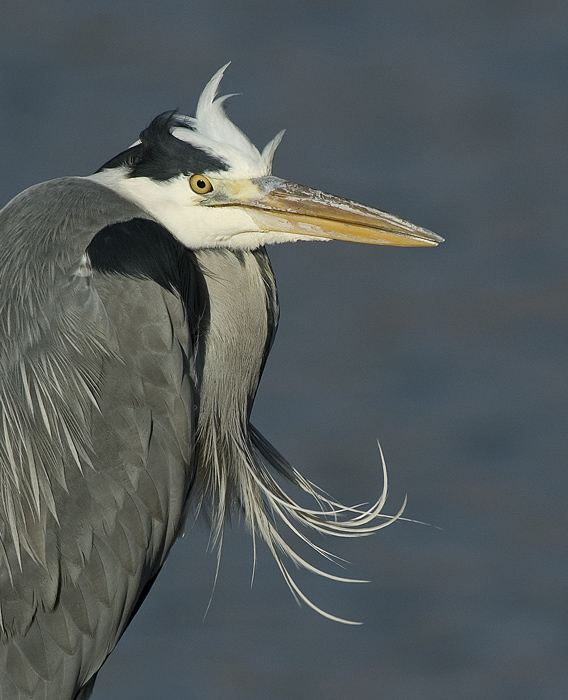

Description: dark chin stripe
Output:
[95,111,228,180]
[87,217,209,345]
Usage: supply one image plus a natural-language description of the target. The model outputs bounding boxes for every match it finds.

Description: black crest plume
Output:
[97,111,229,180]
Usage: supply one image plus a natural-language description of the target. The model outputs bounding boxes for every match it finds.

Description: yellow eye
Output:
[189,174,213,194]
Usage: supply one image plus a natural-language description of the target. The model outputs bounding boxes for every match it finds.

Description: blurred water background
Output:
[1,2,567,698]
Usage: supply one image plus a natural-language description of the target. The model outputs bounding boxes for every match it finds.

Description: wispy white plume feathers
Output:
[173,64,285,178]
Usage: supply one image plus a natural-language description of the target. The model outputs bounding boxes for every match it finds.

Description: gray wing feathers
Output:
[0,180,195,698]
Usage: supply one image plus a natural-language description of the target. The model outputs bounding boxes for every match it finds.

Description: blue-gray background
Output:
[1,2,567,699]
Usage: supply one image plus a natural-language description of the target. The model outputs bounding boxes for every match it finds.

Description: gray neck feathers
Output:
[191,248,276,542]
[196,248,271,424]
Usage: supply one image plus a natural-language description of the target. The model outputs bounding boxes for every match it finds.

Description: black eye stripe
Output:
[96,111,229,180]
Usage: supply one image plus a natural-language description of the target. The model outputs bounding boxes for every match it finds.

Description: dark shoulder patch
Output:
[96,112,228,180]
[88,217,181,289]
[87,218,209,345]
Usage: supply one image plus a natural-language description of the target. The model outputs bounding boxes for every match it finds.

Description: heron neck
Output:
[190,247,278,535]
[194,247,277,428]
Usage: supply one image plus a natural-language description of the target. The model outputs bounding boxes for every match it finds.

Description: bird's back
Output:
[0,179,202,698]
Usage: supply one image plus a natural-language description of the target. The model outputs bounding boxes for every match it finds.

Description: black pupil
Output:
[197,179,206,189]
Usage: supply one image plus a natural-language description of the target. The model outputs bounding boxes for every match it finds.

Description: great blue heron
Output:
[0,66,442,699]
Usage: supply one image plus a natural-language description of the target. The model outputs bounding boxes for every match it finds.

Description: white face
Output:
[87,168,319,250]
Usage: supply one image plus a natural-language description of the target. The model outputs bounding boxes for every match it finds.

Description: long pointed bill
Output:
[234,181,443,247]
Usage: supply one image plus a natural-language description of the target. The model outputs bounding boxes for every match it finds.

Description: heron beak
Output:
[231,180,443,247]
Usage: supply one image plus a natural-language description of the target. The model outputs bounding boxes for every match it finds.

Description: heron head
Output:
[91,65,442,250]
